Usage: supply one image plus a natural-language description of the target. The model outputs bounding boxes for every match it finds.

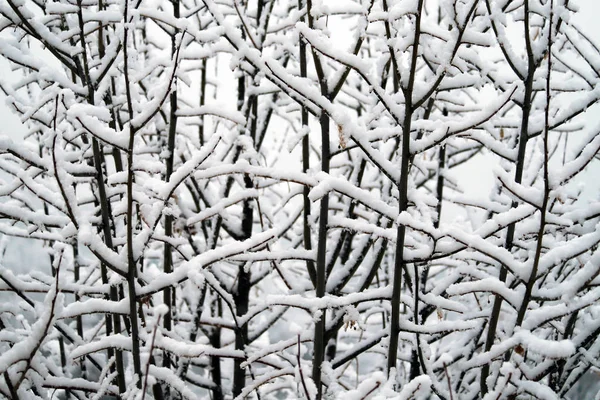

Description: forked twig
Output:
[443,362,454,400]
[297,334,312,400]
[141,314,162,400]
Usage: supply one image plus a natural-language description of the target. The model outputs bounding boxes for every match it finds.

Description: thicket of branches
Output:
[0,0,600,398]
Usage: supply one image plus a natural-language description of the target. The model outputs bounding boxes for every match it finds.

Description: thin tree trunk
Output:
[123,0,143,384]
[162,0,180,376]
[388,0,425,378]
[480,1,538,393]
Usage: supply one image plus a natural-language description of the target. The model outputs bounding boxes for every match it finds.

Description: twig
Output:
[141,314,162,400]
[297,334,312,400]
[443,362,454,400]
[13,249,63,391]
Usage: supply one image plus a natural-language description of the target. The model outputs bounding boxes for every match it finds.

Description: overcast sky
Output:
[1,0,598,136]
[0,0,597,272]
[0,0,597,209]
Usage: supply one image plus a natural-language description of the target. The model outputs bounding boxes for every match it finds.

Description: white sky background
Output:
[445,0,600,218]
[0,60,23,140]
[0,1,597,393]
[0,0,598,206]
